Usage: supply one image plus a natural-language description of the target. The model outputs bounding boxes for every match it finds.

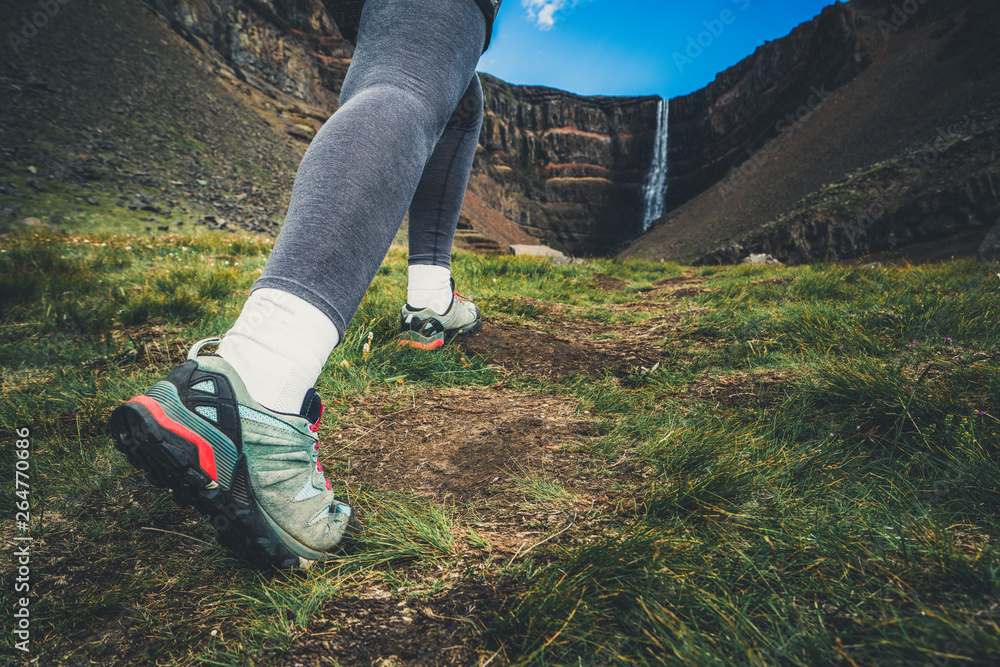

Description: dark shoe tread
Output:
[109,402,300,569]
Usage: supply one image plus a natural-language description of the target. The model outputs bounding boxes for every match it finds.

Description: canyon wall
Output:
[144,0,354,109]
[622,0,1000,265]
[666,2,870,210]
[474,75,660,255]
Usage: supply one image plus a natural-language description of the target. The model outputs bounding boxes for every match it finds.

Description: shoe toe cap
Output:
[297,499,355,551]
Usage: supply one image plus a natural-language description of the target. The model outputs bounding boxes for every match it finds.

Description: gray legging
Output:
[252,0,487,337]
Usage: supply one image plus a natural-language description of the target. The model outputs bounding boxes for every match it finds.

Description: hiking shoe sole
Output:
[110,338,360,569]
[110,400,307,568]
[398,279,483,350]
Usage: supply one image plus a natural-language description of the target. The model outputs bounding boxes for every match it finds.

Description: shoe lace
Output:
[453,289,471,303]
[308,401,333,491]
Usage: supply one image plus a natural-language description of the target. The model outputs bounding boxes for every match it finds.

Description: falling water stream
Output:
[641,99,669,232]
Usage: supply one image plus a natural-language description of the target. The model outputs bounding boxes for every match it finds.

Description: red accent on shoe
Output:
[398,338,445,351]
[130,395,218,482]
[326,480,332,491]
[309,402,325,433]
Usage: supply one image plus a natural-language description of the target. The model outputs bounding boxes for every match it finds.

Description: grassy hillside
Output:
[2,222,999,665]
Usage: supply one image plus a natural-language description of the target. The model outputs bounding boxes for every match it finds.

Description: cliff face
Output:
[696,128,1000,265]
[474,75,660,255]
[667,2,870,210]
[145,0,354,110]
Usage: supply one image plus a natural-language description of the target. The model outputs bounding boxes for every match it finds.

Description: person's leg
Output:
[405,74,484,315]
[219,0,486,411]
[111,0,487,568]
[221,0,485,408]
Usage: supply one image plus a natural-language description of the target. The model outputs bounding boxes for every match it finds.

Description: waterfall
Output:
[641,99,669,232]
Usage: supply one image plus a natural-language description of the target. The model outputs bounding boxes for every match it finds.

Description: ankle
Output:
[218,288,340,413]
[407,264,453,315]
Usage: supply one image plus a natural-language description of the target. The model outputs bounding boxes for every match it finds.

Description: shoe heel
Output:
[398,330,445,350]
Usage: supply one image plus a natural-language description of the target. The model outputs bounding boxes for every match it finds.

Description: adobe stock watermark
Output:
[7,0,72,54]
[717,84,834,200]
[673,0,752,73]
[878,0,931,40]
[13,427,32,653]
[849,117,999,236]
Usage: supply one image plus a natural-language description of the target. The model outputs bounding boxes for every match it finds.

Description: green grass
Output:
[2,226,998,665]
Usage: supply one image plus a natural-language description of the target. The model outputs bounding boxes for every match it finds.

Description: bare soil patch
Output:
[332,388,597,504]
[284,579,516,667]
[325,387,626,557]
[457,320,663,378]
[649,274,711,300]
[457,279,711,379]
[591,272,628,292]
[684,369,797,407]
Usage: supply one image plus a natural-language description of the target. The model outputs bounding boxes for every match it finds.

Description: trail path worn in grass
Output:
[283,277,709,665]
[3,232,998,665]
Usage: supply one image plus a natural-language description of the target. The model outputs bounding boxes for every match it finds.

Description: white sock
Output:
[218,288,340,414]
[407,264,452,315]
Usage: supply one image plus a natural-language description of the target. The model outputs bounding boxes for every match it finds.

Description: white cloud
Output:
[522,0,588,31]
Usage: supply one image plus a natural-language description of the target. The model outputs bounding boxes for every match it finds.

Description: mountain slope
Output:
[620,0,1000,264]
[0,0,310,235]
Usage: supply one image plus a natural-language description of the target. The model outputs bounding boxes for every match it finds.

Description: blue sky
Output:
[478,0,838,100]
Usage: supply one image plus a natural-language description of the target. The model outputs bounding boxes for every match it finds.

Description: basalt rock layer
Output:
[696,127,1000,265]
[145,0,355,110]
[473,75,661,255]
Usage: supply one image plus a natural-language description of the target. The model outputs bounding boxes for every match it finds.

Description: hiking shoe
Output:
[398,279,482,350]
[109,337,356,568]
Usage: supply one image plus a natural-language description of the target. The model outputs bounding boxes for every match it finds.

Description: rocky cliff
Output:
[667,2,870,211]
[623,0,1000,265]
[473,76,660,255]
[145,0,354,111]
[696,123,1000,265]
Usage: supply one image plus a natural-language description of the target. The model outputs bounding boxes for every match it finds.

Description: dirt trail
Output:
[285,580,516,667]
[336,388,596,502]
[290,274,713,666]
[456,274,710,380]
